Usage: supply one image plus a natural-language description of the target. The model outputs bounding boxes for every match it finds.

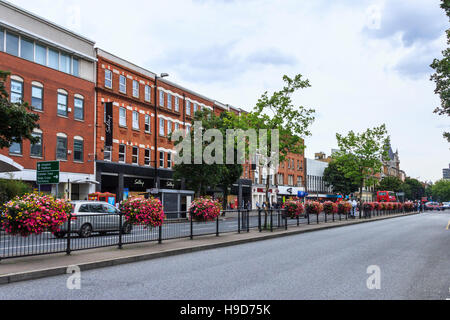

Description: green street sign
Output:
[37,161,60,185]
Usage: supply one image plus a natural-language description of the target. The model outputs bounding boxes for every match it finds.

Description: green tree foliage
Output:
[334,125,391,200]
[430,0,450,142]
[173,109,243,199]
[0,178,32,204]
[323,154,360,196]
[431,179,450,201]
[0,71,40,148]
[400,178,425,201]
[377,176,403,192]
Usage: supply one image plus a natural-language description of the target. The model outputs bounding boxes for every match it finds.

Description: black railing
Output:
[0,207,416,261]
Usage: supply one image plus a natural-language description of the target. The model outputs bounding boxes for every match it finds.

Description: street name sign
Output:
[37,161,60,185]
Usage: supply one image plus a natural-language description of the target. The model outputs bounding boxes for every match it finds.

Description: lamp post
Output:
[154,73,169,189]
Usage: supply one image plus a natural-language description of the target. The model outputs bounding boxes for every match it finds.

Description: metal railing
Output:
[0,206,416,261]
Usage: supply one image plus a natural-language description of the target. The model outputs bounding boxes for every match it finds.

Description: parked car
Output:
[424,202,440,211]
[438,202,450,211]
[53,201,132,238]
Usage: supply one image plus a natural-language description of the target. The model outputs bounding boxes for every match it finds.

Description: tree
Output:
[334,125,391,202]
[323,154,360,196]
[243,74,315,205]
[400,178,425,201]
[173,109,243,202]
[0,71,40,148]
[377,176,403,192]
[430,0,450,142]
[431,179,450,201]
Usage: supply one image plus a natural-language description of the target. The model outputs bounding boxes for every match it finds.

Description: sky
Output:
[8,0,450,182]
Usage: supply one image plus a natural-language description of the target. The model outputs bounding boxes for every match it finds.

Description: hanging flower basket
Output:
[337,202,352,215]
[120,197,165,228]
[404,202,414,211]
[1,193,71,237]
[363,202,375,211]
[305,201,323,215]
[373,202,380,210]
[323,201,338,215]
[387,202,394,211]
[380,202,388,211]
[189,197,222,222]
[283,200,305,218]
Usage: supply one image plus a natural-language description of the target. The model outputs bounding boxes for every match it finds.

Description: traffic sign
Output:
[37,161,60,185]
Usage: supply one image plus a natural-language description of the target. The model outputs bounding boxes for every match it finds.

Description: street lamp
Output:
[154,73,169,189]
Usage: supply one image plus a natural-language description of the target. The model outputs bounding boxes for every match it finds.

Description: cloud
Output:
[151,43,297,83]
[364,0,447,47]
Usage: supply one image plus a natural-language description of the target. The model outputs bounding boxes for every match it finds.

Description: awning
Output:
[0,154,24,173]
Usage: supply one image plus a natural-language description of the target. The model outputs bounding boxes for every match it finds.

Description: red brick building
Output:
[0,1,97,200]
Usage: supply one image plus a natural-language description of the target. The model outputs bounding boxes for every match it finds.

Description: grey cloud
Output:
[150,43,297,83]
[364,0,447,47]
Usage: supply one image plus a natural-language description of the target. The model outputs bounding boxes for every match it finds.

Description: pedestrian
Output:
[351,199,357,218]
[256,201,261,210]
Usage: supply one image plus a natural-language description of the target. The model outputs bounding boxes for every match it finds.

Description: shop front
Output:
[277,186,306,204]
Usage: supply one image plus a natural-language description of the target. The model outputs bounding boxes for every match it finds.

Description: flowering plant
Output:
[373,202,380,210]
[387,202,394,211]
[283,200,305,218]
[363,202,375,211]
[337,202,352,215]
[380,202,387,211]
[1,193,71,237]
[404,202,414,210]
[323,201,338,215]
[397,203,403,210]
[305,201,323,215]
[189,197,222,222]
[120,197,165,227]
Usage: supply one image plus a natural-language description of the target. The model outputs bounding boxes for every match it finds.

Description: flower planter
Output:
[189,198,222,222]
[120,197,165,228]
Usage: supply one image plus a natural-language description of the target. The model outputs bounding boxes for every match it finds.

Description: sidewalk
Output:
[0,212,419,285]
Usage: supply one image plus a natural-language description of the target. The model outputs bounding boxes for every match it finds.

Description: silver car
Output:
[53,201,132,238]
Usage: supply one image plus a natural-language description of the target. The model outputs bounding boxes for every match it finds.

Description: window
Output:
[186,124,191,134]
[56,136,67,160]
[0,28,3,52]
[132,80,139,98]
[132,111,139,130]
[31,86,43,111]
[167,93,172,109]
[104,146,112,162]
[186,101,191,116]
[132,147,139,165]
[9,142,22,155]
[74,96,84,120]
[159,118,165,136]
[30,132,43,158]
[167,121,172,135]
[60,53,71,73]
[6,32,19,56]
[145,85,151,102]
[175,123,180,132]
[118,144,126,163]
[159,151,164,168]
[10,80,23,103]
[48,48,59,70]
[288,175,294,186]
[167,153,172,169]
[105,70,112,88]
[35,43,46,65]
[297,176,302,187]
[145,115,151,133]
[119,75,126,93]
[20,37,34,61]
[72,58,79,77]
[174,97,179,112]
[145,149,151,166]
[193,103,198,114]
[57,92,68,117]
[74,138,84,162]
[119,108,127,127]
[159,90,164,107]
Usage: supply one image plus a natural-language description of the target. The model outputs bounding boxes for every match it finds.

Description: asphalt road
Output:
[0,211,448,300]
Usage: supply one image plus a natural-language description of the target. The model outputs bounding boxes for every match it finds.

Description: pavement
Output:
[0,211,421,285]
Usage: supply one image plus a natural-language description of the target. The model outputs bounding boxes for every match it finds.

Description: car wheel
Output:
[53,231,66,239]
[122,222,132,234]
[79,224,93,238]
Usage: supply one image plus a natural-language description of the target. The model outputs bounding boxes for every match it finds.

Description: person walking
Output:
[351,199,357,219]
